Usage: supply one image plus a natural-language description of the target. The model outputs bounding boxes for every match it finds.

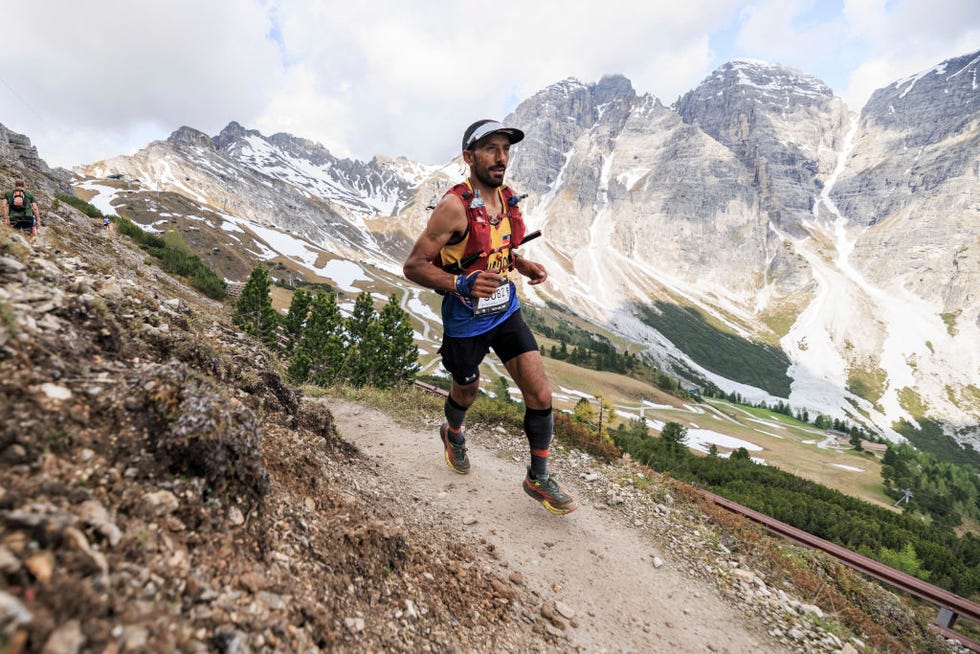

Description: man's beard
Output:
[472,162,505,188]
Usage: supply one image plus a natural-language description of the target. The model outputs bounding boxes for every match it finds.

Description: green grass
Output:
[940,311,960,337]
[117,218,227,300]
[636,301,792,397]
[898,387,928,418]
[56,193,103,218]
[846,364,888,404]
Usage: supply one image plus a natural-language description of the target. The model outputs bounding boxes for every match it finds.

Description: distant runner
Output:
[2,179,41,239]
[403,119,576,515]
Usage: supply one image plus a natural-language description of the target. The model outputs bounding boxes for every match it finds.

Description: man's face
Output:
[464,134,511,188]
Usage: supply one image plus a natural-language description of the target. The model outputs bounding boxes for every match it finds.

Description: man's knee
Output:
[522,385,552,409]
[451,382,480,407]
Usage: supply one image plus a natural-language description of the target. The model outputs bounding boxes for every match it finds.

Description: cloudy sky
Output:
[3,0,978,169]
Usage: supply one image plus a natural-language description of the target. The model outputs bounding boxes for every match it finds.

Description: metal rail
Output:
[700,489,980,651]
[413,380,448,397]
[410,381,980,650]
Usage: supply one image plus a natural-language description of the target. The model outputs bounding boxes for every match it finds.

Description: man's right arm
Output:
[403,195,502,298]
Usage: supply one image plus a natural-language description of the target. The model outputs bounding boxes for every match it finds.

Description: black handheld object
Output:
[440,230,542,274]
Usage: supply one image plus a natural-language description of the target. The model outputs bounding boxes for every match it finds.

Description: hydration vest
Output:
[433,180,526,274]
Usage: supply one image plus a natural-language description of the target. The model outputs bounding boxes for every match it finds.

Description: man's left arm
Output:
[512,253,547,285]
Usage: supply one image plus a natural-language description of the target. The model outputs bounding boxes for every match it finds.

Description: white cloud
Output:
[260,0,741,163]
[839,0,980,108]
[1,0,977,168]
[2,0,281,163]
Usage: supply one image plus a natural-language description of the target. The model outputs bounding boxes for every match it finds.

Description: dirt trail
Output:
[330,399,785,653]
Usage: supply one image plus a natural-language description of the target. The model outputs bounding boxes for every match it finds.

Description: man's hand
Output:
[456,271,505,298]
[513,256,547,285]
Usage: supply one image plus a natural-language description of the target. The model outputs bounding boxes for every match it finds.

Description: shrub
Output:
[56,193,103,218]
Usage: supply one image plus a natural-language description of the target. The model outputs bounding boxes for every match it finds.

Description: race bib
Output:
[473,281,511,316]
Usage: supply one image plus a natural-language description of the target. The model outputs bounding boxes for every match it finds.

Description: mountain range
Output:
[67,50,980,448]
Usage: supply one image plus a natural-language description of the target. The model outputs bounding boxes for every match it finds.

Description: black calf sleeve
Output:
[444,395,468,433]
[524,406,553,479]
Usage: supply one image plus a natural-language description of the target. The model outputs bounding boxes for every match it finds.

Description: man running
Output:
[403,119,576,515]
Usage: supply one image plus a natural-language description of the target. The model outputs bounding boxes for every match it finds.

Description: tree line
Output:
[703,388,877,444]
[882,442,980,528]
[611,419,980,597]
[232,267,418,389]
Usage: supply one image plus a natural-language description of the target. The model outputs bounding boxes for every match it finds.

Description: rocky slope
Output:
[0,173,558,651]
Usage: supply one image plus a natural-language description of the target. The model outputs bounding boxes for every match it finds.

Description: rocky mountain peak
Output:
[861,49,980,146]
[0,123,52,176]
[166,126,216,150]
[679,59,833,120]
[595,74,637,105]
[266,131,335,167]
[212,121,264,150]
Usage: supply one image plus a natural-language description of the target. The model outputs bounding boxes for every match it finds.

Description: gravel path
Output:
[330,398,785,653]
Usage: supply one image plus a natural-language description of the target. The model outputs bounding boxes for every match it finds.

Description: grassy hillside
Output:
[636,301,792,396]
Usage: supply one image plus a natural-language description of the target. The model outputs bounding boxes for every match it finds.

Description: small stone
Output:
[25,551,55,583]
[540,604,563,627]
[798,603,823,618]
[41,619,85,654]
[490,578,515,600]
[652,556,664,569]
[0,590,32,628]
[228,506,245,526]
[508,571,524,586]
[0,546,21,574]
[142,490,179,516]
[462,516,477,525]
[239,572,267,593]
[39,383,73,401]
[120,626,149,653]
[554,601,575,620]
[405,599,418,619]
[344,617,365,633]
[0,257,26,272]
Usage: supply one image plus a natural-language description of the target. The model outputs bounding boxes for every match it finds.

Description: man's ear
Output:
[462,149,474,166]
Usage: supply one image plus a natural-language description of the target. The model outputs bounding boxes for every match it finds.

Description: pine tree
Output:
[573,398,595,426]
[377,294,419,387]
[345,292,382,387]
[281,288,312,356]
[492,375,513,403]
[233,267,280,348]
[290,290,346,386]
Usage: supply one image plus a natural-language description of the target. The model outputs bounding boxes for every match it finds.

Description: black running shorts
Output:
[438,309,539,385]
[11,217,34,232]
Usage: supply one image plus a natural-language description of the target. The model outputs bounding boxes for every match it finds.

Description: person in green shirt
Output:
[3,179,41,238]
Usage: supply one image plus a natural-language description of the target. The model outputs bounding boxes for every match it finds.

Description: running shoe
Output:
[523,466,577,515]
[440,423,470,474]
